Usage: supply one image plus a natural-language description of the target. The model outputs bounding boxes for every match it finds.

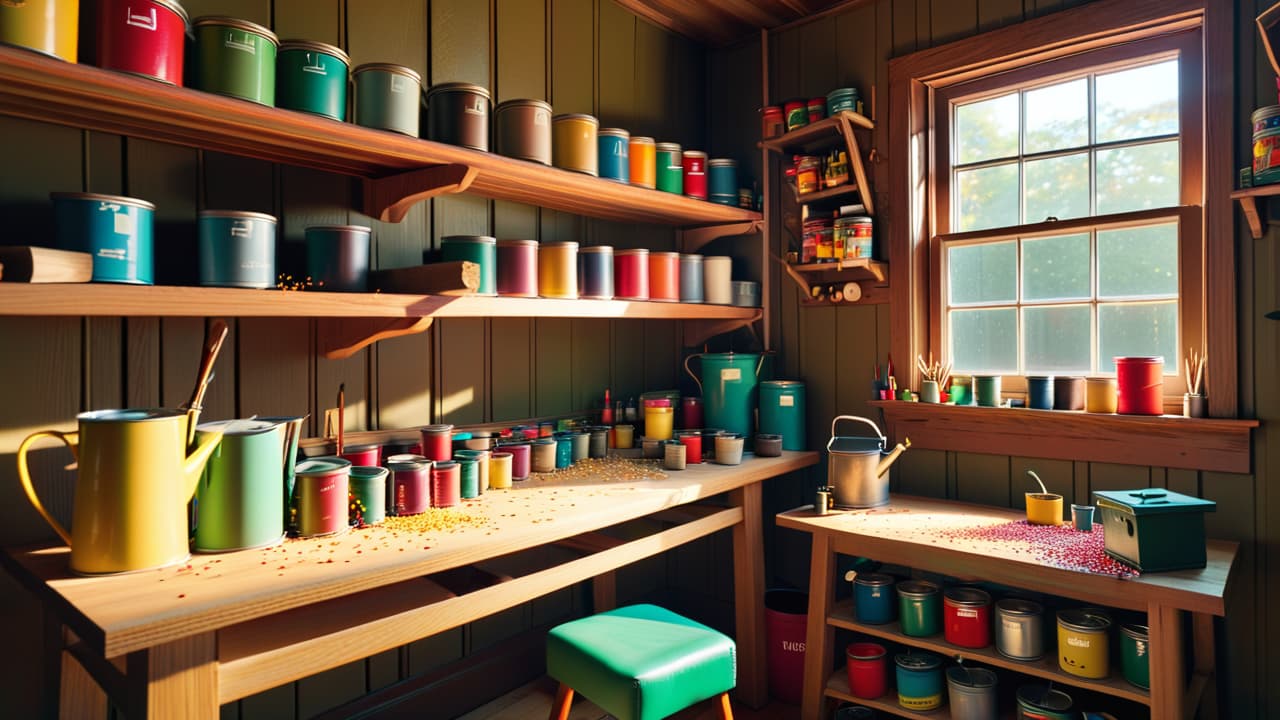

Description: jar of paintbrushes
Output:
[1184,347,1207,417]
[916,354,952,404]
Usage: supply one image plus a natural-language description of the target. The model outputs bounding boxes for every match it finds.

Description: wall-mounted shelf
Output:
[778,257,888,306]
[0,284,761,359]
[1230,184,1280,239]
[762,111,875,217]
[795,183,861,206]
[0,45,760,228]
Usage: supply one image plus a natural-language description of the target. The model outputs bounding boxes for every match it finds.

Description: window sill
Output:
[868,400,1258,474]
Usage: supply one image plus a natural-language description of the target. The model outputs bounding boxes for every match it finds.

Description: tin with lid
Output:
[441,235,497,296]
[615,247,650,300]
[552,113,600,175]
[656,142,683,194]
[683,150,708,200]
[277,40,349,120]
[946,666,997,720]
[996,597,1045,660]
[1057,607,1112,679]
[426,82,492,151]
[495,98,553,164]
[944,587,993,648]
[851,572,896,625]
[578,245,614,299]
[497,239,538,297]
[97,0,189,83]
[679,253,704,302]
[52,192,156,285]
[353,63,422,136]
[198,210,277,288]
[1120,622,1150,689]
[1016,683,1074,719]
[896,580,941,637]
[192,16,279,105]
[894,652,943,711]
[538,241,579,299]
[629,136,657,188]
[598,128,630,183]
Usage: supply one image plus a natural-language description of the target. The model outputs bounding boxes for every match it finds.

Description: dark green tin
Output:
[353,63,422,136]
[277,40,349,121]
[193,16,279,106]
[349,465,388,525]
[1120,623,1150,689]
[896,579,941,637]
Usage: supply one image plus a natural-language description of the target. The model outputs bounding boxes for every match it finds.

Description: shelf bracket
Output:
[319,316,435,360]
[1236,195,1264,238]
[363,164,478,223]
[679,220,764,253]
[683,313,762,347]
[837,116,874,216]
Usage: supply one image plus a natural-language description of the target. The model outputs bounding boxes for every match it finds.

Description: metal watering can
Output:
[826,415,910,508]
[684,352,767,437]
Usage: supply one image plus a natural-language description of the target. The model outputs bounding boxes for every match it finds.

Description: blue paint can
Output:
[52,192,155,284]
[578,245,614,299]
[852,572,896,624]
[826,87,861,116]
[895,652,944,711]
[758,380,806,450]
[679,253,704,303]
[554,434,573,469]
[441,235,497,296]
[598,128,630,183]
[708,158,738,205]
[198,210,277,288]
[1027,376,1055,410]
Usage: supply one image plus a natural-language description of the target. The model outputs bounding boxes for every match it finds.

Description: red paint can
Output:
[846,642,888,699]
[387,454,430,516]
[419,423,454,462]
[615,248,650,300]
[293,458,351,537]
[944,587,992,648]
[97,0,190,86]
[648,251,680,302]
[807,97,827,124]
[431,460,461,508]
[496,239,538,297]
[1115,356,1165,415]
[683,150,708,200]
[681,396,704,429]
[503,441,531,480]
[340,444,380,467]
[677,432,702,464]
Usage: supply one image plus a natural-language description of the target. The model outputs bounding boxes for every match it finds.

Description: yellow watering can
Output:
[17,409,223,575]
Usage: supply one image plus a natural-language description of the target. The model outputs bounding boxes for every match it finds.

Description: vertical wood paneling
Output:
[954,452,1010,506]
[597,0,635,122]
[930,0,977,45]
[272,0,342,43]
[552,0,594,115]
[496,0,548,102]
[535,319,573,416]
[571,320,611,413]
[976,0,1024,31]
[296,660,366,719]
[1011,457,1073,510]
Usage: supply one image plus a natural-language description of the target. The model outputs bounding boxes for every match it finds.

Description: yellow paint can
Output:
[0,0,79,62]
[552,113,599,176]
[1057,608,1111,679]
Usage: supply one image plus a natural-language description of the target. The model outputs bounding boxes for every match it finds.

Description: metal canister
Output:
[198,210,277,288]
[430,459,460,508]
[708,159,737,205]
[598,128,630,183]
[353,63,422,136]
[97,0,189,83]
[814,487,830,515]
[387,454,430,516]
[1120,623,1150,689]
[276,40,349,120]
[1253,106,1280,185]
[758,380,806,451]
[996,598,1045,660]
[454,449,489,494]
[656,142,683,194]
[503,440,531,480]
[538,241,578,299]
[554,434,573,469]
[455,456,479,498]
[496,239,538,297]
[1057,608,1112,679]
[52,192,155,285]
[731,280,760,307]
[192,16,278,105]
[894,652,943,711]
[615,248,650,300]
[946,666,997,720]
[293,457,351,537]
[531,438,556,473]
[629,136,656,188]
[679,253,704,302]
[896,580,941,637]
[683,150,708,200]
[494,98,552,165]
[426,82,491,151]
[1016,684,1074,720]
[348,465,388,526]
[588,427,609,458]
[441,235,497,296]
[552,113,599,175]
[944,587,993,648]
[702,255,732,304]
[648,250,680,302]
[2,0,79,63]
[852,572,896,625]
[578,245,614,299]
[305,224,371,292]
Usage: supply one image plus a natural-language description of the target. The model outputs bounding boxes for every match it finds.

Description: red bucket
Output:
[765,589,808,704]
[1115,356,1164,415]
[97,0,190,86]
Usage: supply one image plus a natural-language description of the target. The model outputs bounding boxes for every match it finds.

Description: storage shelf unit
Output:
[760,110,875,153]
[793,183,862,206]
[824,672,961,719]
[1230,184,1280,239]
[780,257,889,306]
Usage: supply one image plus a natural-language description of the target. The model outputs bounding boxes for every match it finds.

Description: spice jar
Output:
[795,155,822,195]
[762,106,784,138]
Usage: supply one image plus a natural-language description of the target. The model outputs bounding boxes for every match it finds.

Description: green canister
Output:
[1120,623,1150,689]
[193,419,286,552]
[349,465,388,526]
[656,142,683,194]
[353,63,422,136]
[896,580,941,637]
[441,235,496,295]
[193,16,279,106]
[276,40,349,121]
[758,380,806,450]
[456,457,479,498]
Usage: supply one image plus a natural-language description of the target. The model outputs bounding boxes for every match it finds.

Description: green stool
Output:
[546,604,737,720]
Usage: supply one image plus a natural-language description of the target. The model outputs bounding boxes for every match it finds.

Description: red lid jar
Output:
[943,587,992,649]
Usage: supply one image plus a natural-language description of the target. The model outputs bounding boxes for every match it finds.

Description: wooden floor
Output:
[458,677,800,720]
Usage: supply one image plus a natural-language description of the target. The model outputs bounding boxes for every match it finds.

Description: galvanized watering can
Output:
[826,415,910,508]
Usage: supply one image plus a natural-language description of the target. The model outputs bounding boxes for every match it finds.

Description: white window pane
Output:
[1097,223,1178,298]
[1098,302,1178,373]
[956,93,1019,164]
[1022,233,1091,301]
[957,162,1019,231]
[1024,153,1090,223]
[949,241,1017,304]
[1024,305,1092,373]
[1095,141,1179,214]
[1096,59,1179,143]
[950,308,1019,373]
[1024,78,1089,153]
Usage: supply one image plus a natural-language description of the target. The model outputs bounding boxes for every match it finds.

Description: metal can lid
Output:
[846,642,885,661]
[946,666,997,688]
[709,158,737,167]
[731,280,759,290]
[442,235,496,245]
[827,86,860,98]
[431,460,458,470]
[193,16,279,45]
[541,241,579,249]
[295,457,352,476]
[630,136,656,145]
[426,82,492,100]
[944,587,992,607]
[615,248,650,256]
[579,245,614,254]
[643,398,672,408]
[680,253,703,262]
[278,40,350,65]
[995,598,1044,616]
[762,106,784,115]
[1017,684,1074,711]
[1120,623,1149,640]
[149,0,191,25]
[1057,607,1113,632]
[349,465,388,479]
[762,380,804,388]
[853,572,894,587]
[497,239,538,247]
[598,128,630,138]
[196,418,280,436]
[896,579,940,597]
[199,209,278,223]
[305,224,372,234]
[553,113,600,125]
[1253,105,1280,121]
[649,251,679,259]
[655,142,683,152]
[894,652,942,671]
[1113,355,1164,364]
[421,424,454,434]
[51,192,156,211]
[352,63,423,84]
[683,150,708,158]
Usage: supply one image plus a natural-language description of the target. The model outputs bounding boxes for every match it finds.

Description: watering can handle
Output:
[16,430,77,547]
[827,415,887,452]
[684,353,704,395]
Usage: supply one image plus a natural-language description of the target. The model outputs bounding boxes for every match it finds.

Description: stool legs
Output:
[717,692,734,720]
[549,683,574,720]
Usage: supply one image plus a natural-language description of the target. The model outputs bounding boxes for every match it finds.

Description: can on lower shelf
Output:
[192,16,279,105]
[494,98,552,165]
[52,192,155,285]
[539,241,579,299]
[348,465,388,526]
[497,239,538,297]
[426,82,491,151]
[1057,607,1111,679]
[441,235,497,296]
[1120,623,1150,689]
[276,40,349,120]
[946,666,998,720]
[578,245,614,299]
[1016,684,1075,720]
[198,210,277,288]
[2,0,80,63]
[852,572,896,624]
[598,128,630,183]
[894,652,943,712]
[353,63,422,136]
[97,0,189,83]
[552,113,599,176]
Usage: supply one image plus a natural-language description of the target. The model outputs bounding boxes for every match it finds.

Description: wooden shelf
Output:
[0,284,761,358]
[828,600,1150,705]
[779,257,888,307]
[0,45,760,228]
[790,258,886,283]
[1230,184,1280,239]
[797,183,862,206]
[825,671,965,719]
[761,111,874,153]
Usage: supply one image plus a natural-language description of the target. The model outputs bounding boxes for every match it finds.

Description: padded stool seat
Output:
[546,604,737,720]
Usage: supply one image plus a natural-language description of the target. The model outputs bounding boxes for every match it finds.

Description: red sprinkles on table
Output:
[933,520,1139,578]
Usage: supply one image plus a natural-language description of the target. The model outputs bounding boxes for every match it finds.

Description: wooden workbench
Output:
[3,451,817,719]
[776,496,1237,720]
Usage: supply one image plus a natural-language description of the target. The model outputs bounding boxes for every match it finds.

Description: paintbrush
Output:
[336,383,345,456]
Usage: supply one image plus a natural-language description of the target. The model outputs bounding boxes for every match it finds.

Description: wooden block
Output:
[368,261,479,295]
[0,247,92,283]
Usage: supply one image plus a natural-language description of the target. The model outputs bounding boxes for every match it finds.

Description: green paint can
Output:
[758,380,806,450]
[896,580,941,637]
[349,465,388,526]
[192,16,279,106]
[440,235,496,295]
[656,142,683,194]
[353,62,422,136]
[1120,623,1150,689]
[276,40,350,121]
[456,457,479,499]
[194,419,286,552]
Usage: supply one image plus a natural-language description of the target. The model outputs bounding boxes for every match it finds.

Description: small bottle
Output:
[601,389,613,425]
[624,398,638,423]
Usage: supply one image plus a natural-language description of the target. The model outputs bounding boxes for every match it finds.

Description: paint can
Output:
[419,424,453,462]
[946,666,998,720]
[598,128,630,183]
[1253,106,1280,185]
[1057,608,1111,679]
[352,63,421,136]
[553,434,573,469]
[826,87,860,116]
[305,225,370,292]
[292,457,351,537]
[758,380,806,451]
[613,424,634,449]
[2,0,79,63]
[731,280,760,307]
[194,419,285,552]
[1053,376,1085,411]
[679,253,704,302]
[339,444,380,468]
[1086,377,1118,413]
[349,465,388,526]
[497,239,538,297]
[386,453,430,516]
[97,0,190,83]
[648,251,680,302]
[1120,623,1150,689]
[454,456,479,497]
[1016,684,1075,720]
[494,98,552,164]
[753,434,781,457]
[1115,356,1164,415]
[276,40,349,121]
[708,159,738,205]
[489,451,513,489]
[995,598,1045,660]
[192,16,278,105]
[845,642,888,699]
[552,113,599,175]
[578,245,614,299]
[531,438,556,473]
[703,255,732,305]
[454,449,489,493]
[1026,376,1054,410]
[503,440,531,480]
[538,241,579,299]
[681,396,703,429]
[629,136,656,188]
[615,248,650,300]
[643,399,674,441]
[894,652,943,711]
[944,587,993,648]
[676,431,702,463]
[568,432,589,462]
[198,210,276,288]
[441,235,497,296]
[761,106,784,138]
[656,142,683,194]
[52,192,154,284]
[852,572,896,624]
[784,99,807,131]
[835,215,873,259]
[430,459,460,508]
[683,150,708,200]
[807,97,826,123]
[426,82,491,151]
[896,580,941,637]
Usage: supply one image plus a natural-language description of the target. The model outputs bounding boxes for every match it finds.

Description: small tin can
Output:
[996,597,1045,660]
[293,457,351,537]
[703,255,732,305]
[353,63,422,136]
[426,82,491,151]
[192,16,279,105]
[679,253,704,302]
[387,453,430,516]
[731,280,760,307]
[1253,105,1280,185]
[629,136,656,188]
[340,444,380,467]
[494,98,553,165]
[827,87,860,116]
[598,128,630,183]
[52,192,155,285]
[441,235,497,296]
[554,434,573,469]
[761,106,784,138]
[4,0,80,63]
[897,580,941,637]
[568,432,589,462]
[276,40,350,120]
[663,440,687,470]
[198,210,277,288]
[503,440,531,480]
[648,251,680,302]
[538,241,579,299]
[708,159,738,205]
[1120,623,1150,689]
[1016,684,1075,720]
[97,0,189,82]
[945,587,993,648]
[677,431,703,464]
[588,427,609,458]
[656,142,683,194]
[531,438,556,473]
[489,451,513,489]
[419,424,454,462]
[578,245,614,299]
[454,449,489,494]
[615,248,650,300]
[807,97,826,123]
[845,642,887,699]
[348,465,388,526]
[852,572,896,625]
[497,239,538,297]
[1057,608,1112,679]
[895,652,943,711]
[552,113,600,175]
[430,459,460,508]
[305,224,371,292]
[455,456,479,497]
[683,150,708,200]
[814,487,830,515]
[946,666,998,720]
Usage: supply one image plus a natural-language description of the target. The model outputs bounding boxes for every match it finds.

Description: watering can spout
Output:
[182,428,224,502]
[876,437,911,478]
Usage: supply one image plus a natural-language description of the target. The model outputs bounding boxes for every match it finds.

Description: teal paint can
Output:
[349,465,388,525]
[192,16,279,106]
[455,457,479,499]
[656,142,683,194]
[353,63,422,136]
[894,652,944,711]
[826,87,861,116]
[194,419,286,552]
[708,159,738,205]
[276,40,349,121]
[441,235,497,296]
[758,380,806,450]
[685,352,764,438]
[198,210,277,288]
[598,128,630,183]
[554,434,573,469]
[52,192,155,284]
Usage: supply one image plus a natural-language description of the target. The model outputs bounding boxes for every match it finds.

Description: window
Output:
[930,32,1203,401]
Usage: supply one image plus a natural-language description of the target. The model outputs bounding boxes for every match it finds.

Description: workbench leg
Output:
[1191,613,1218,720]
[731,483,768,708]
[125,633,218,720]
[801,532,834,720]
[42,617,107,720]
[1148,604,1186,720]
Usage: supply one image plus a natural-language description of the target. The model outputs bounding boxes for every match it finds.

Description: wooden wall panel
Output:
[496,0,548,102]
[930,0,978,46]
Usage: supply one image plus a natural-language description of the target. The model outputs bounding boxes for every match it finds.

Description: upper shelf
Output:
[0,45,761,228]
[760,110,874,154]
[1230,184,1280,239]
